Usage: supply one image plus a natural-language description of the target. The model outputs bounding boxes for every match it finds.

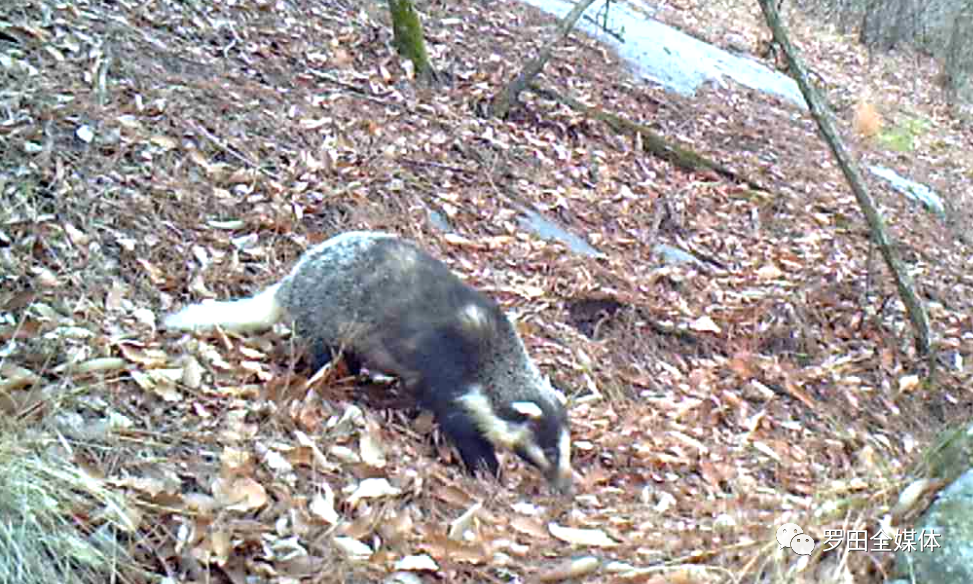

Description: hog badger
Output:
[164,231,573,493]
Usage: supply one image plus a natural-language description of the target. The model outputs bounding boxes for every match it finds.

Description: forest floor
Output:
[1,0,971,582]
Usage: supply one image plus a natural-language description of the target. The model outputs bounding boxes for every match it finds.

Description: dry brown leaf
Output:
[328,445,361,464]
[751,441,781,462]
[891,478,939,519]
[332,536,372,563]
[215,384,261,399]
[669,430,709,455]
[183,493,219,514]
[228,168,256,185]
[482,235,515,249]
[394,554,439,572]
[509,515,548,540]
[136,259,166,286]
[538,556,600,582]
[238,360,271,380]
[291,431,335,470]
[435,484,476,508]
[756,263,783,279]
[346,478,401,507]
[784,379,816,409]
[180,355,204,389]
[444,233,480,248]
[212,476,268,512]
[308,486,339,525]
[209,530,233,566]
[422,532,489,564]
[897,374,921,394]
[729,351,755,378]
[0,363,40,392]
[62,222,90,247]
[448,502,482,542]
[853,100,882,137]
[548,523,619,547]
[378,508,414,546]
[129,369,183,401]
[359,421,387,468]
[110,475,170,497]
[118,343,169,367]
[258,443,294,474]
[689,315,721,333]
[220,446,255,476]
[150,134,178,149]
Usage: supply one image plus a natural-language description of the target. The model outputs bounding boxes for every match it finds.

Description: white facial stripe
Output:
[458,386,571,487]
[458,387,532,450]
[557,429,572,480]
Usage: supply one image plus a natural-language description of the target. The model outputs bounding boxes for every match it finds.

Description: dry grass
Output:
[1,0,971,581]
[0,420,133,584]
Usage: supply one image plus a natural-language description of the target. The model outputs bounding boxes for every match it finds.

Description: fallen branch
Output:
[529,84,766,190]
[491,0,598,118]
[757,0,932,359]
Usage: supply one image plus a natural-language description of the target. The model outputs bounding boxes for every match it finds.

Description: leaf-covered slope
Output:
[1,0,971,582]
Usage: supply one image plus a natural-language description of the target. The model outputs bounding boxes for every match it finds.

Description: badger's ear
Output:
[511,400,544,420]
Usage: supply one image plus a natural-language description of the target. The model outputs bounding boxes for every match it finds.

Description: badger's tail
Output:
[163,285,284,333]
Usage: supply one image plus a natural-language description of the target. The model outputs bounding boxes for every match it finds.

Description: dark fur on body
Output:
[166,232,573,492]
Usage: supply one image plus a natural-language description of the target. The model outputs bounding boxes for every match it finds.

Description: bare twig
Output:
[490,0,598,118]
[757,0,932,359]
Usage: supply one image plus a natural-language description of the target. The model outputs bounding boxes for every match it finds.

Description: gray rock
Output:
[869,165,946,218]
[517,208,603,257]
[895,467,973,582]
[519,0,807,108]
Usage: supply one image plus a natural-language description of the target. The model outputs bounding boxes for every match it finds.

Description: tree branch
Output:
[756,0,932,358]
[491,0,598,118]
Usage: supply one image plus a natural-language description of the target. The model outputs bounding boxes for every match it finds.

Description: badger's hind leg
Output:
[436,406,501,478]
[298,335,365,376]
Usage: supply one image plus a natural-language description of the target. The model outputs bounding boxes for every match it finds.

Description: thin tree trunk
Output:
[757,0,932,358]
[388,0,438,85]
[490,0,598,118]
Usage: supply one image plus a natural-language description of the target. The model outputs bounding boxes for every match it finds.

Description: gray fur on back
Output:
[275,231,398,350]
[169,230,572,490]
[272,231,570,490]
[274,231,556,406]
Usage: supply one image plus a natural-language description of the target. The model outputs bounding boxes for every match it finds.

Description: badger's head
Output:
[508,396,573,494]
[460,385,574,494]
